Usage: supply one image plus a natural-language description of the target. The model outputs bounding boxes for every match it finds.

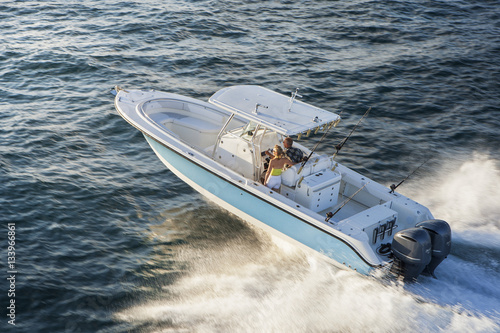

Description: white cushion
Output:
[173,117,220,133]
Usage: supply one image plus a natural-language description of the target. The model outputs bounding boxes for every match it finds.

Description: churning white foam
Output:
[404,152,500,247]
[116,253,499,332]
[116,231,499,332]
[116,153,500,332]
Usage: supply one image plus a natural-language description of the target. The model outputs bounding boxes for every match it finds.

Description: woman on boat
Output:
[264,145,292,191]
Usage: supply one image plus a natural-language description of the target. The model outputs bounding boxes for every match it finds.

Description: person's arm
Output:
[264,159,274,184]
[277,158,292,170]
[284,153,296,166]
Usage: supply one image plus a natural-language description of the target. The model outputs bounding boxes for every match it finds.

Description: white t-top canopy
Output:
[209,85,340,136]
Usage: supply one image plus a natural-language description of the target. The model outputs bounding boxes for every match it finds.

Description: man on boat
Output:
[283,137,304,164]
[263,137,305,167]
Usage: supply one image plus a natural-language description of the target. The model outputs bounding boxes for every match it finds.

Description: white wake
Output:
[116,153,500,332]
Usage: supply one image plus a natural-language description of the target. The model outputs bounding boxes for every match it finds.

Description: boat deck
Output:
[115,86,442,277]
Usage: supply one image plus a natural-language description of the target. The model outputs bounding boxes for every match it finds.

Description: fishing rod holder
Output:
[254,103,268,114]
[288,88,302,112]
[325,212,334,223]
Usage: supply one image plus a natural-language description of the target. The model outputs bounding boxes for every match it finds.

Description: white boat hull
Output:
[114,85,451,281]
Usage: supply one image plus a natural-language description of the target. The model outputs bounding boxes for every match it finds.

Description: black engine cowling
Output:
[416,219,452,277]
[391,219,451,281]
[391,227,432,281]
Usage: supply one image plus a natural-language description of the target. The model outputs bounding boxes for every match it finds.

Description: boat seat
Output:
[147,113,222,149]
[310,155,333,173]
[281,155,334,187]
[172,116,220,134]
[148,112,175,125]
[281,163,312,187]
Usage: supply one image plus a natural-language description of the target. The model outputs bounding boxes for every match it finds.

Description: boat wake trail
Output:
[115,153,500,332]
[401,152,500,330]
[412,153,500,239]
[115,246,499,332]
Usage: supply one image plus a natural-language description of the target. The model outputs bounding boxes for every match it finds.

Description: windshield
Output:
[240,121,258,138]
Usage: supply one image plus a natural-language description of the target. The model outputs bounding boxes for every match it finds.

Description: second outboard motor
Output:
[416,219,452,278]
[391,228,432,281]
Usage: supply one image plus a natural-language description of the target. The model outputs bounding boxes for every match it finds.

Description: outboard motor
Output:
[416,219,452,278]
[391,228,432,281]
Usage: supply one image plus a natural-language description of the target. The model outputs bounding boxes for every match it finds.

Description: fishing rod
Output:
[332,106,371,160]
[297,112,342,174]
[389,158,431,194]
[325,182,370,223]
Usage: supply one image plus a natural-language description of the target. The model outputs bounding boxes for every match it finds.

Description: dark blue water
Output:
[1,1,500,332]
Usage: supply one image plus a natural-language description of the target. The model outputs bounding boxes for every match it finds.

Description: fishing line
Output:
[389,158,431,193]
[332,107,371,160]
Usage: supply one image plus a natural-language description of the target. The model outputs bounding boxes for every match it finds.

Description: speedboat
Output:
[113,85,451,281]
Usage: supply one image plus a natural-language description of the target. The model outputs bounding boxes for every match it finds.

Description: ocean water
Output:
[1,0,500,332]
